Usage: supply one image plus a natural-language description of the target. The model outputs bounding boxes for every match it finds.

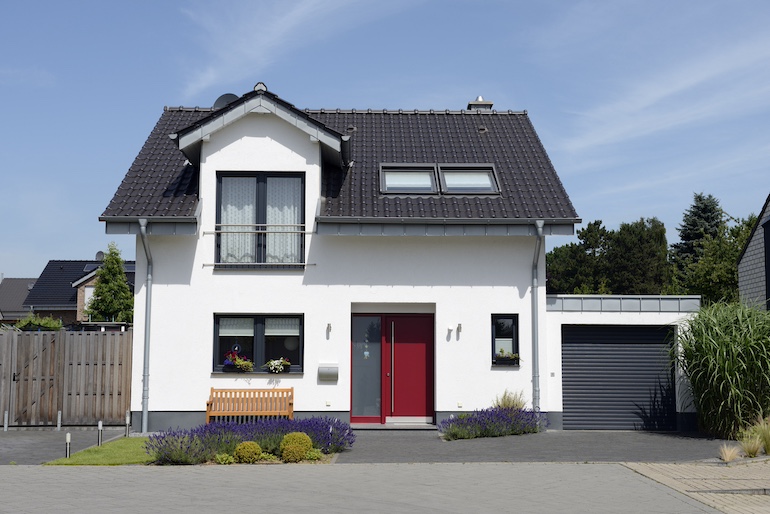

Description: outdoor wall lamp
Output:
[327,323,332,332]
[457,323,462,333]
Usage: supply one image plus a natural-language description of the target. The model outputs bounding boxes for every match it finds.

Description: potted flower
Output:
[493,349,520,366]
[262,357,291,373]
[223,350,254,372]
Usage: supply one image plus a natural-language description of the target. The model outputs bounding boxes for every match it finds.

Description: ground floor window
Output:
[492,314,519,365]
[214,314,303,372]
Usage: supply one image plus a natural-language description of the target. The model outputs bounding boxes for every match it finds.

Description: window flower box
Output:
[493,350,520,366]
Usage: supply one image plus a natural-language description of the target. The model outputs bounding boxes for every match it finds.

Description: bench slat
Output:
[206,387,294,423]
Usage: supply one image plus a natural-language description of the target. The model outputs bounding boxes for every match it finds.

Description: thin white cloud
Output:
[179,0,416,101]
[563,33,770,153]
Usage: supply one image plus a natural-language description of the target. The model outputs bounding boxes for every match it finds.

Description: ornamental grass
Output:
[675,302,770,438]
[145,417,355,465]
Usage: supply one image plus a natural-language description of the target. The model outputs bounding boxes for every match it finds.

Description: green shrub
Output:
[215,453,235,465]
[675,302,770,438]
[15,313,62,331]
[233,441,262,464]
[305,448,323,461]
[281,444,307,463]
[279,432,312,455]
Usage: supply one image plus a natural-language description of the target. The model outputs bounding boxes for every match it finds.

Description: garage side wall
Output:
[544,295,700,431]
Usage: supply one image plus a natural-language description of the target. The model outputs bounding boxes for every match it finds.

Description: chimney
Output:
[467,95,493,111]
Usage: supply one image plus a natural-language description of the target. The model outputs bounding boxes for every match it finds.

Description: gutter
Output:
[531,219,545,413]
[138,219,153,433]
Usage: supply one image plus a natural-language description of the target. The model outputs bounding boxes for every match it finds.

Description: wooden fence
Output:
[0,329,132,426]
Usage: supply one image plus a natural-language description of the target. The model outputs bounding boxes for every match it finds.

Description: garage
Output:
[561,325,676,430]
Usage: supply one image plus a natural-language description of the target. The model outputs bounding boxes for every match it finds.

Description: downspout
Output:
[531,219,545,413]
[138,219,153,433]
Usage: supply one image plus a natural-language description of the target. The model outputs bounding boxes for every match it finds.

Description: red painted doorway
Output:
[351,314,434,424]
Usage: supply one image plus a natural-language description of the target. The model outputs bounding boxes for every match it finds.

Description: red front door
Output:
[351,314,434,423]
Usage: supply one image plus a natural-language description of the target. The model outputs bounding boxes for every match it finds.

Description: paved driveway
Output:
[335,429,728,463]
[1,428,766,513]
[0,428,124,465]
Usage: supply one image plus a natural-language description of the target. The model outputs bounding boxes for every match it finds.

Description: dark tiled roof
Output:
[0,278,36,318]
[104,89,579,223]
[101,108,211,218]
[310,110,578,221]
[23,261,136,309]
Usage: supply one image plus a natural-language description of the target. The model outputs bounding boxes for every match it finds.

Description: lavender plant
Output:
[438,406,543,441]
[145,417,355,464]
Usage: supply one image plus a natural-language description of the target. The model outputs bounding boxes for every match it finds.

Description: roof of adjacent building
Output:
[23,261,136,310]
[0,278,36,320]
[102,85,579,225]
[737,192,770,265]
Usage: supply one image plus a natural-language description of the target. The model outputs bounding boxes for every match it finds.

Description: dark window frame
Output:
[379,164,439,194]
[491,314,519,365]
[215,171,306,269]
[213,314,304,373]
[438,164,500,194]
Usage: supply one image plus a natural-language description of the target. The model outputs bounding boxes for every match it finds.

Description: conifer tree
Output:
[85,242,133,323]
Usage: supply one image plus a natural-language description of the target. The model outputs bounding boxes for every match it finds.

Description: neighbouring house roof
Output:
[23,260,136,311]
[0,277,36,321]
[738,192,770,265]
[102,84,580,234]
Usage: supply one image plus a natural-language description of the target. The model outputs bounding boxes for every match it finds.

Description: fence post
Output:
[57,411,62,431]
[3,411,7,432]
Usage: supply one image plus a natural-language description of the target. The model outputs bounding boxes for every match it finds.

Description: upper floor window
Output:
[217,172,304,266]
[380,163,499,195]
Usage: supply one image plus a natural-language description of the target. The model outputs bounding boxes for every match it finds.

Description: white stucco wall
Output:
[129,112,544,417]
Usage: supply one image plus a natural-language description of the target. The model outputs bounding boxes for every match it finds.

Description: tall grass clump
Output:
[492,389,526,410]
[438,407,542,440]
[675,302,770,438]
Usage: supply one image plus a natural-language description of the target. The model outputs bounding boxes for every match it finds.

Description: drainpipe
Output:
[138,219,153,433]
[531,219,545,413]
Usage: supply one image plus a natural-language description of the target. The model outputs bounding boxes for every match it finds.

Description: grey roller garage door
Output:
[562,325,676,430]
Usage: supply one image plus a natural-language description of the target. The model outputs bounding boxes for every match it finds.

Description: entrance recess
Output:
[351,314,434,424]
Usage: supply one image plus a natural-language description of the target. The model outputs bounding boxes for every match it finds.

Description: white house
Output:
[102,83,697,432]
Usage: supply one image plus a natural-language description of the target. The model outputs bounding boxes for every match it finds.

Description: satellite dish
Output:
[95,251,105,261]
[213,93,239,109]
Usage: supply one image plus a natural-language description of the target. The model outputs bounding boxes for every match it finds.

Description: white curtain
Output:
[221,177,256,263]
[266,177,302,263]
[265,317,300,335]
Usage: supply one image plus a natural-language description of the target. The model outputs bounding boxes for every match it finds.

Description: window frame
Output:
[213,314,304,373]
[379,164,439,194]
[215,171,306,269]
[438,164,500,194]
[491,314,519,366]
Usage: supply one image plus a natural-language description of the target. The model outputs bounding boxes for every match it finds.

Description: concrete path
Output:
[0,463,720,513]
[1,428,767,513]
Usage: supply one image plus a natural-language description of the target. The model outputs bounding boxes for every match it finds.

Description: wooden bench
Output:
[206,387,294,423]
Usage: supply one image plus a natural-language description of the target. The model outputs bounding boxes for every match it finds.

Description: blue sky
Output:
[2,0,768,278]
